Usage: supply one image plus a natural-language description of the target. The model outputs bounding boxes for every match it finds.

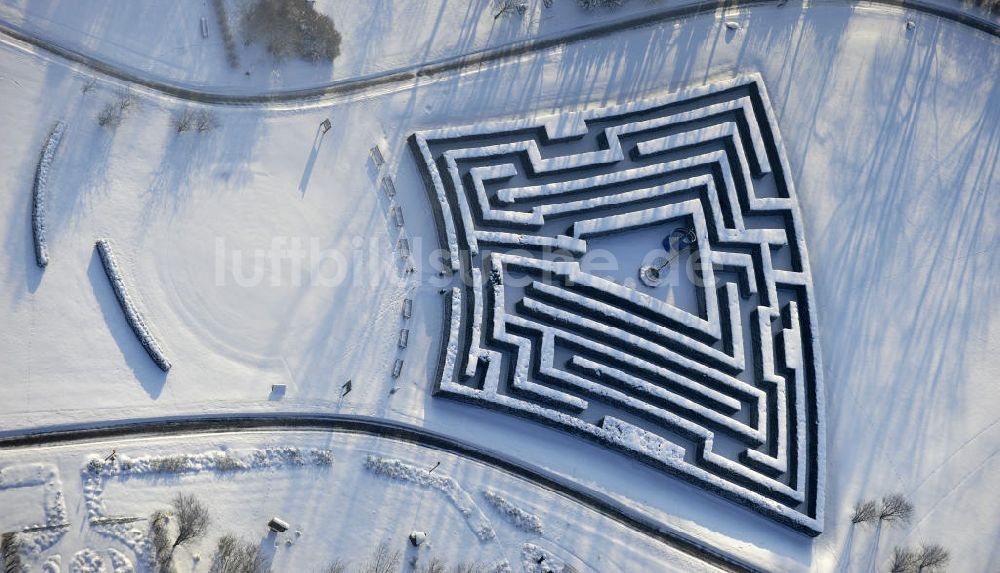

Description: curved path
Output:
[0,413,762,573]
[0,0,996,106]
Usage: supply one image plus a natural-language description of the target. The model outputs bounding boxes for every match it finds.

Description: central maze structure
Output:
[410,75,825,534]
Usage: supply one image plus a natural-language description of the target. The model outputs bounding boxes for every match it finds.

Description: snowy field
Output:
[0,0,998,571]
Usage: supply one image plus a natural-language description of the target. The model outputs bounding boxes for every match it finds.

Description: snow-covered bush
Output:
[364,456,496,542]
[152,456,189,473]
[86,457,105,474]
[31,121,66,268]
[95,239,172,372]
[215,453,242,471]
[241,0,341,62]
[450,561,491,573]
[577,0,627,8]
[311,449,334,465]
[482,489,543,533]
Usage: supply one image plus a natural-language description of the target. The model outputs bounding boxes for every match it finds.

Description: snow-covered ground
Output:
[1,430,719,572]
[0,1,997,571]
[0,0,690,93]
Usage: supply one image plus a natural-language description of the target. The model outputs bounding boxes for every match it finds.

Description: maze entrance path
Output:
[411,75,826,534]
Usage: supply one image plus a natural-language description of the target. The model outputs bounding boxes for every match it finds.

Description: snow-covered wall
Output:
[30,121,65,268]
[95,239,171,372]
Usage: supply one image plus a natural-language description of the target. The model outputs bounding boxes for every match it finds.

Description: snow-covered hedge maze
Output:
[410,75,826,534]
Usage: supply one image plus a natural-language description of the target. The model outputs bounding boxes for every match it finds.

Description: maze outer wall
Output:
[411,74,826,535]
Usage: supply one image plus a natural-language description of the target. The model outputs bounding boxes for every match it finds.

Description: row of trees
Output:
[851,493,914,526]
[889,545,951,573]
[90,87,219,136]
[149,494,265,573]
[850,493,950,572]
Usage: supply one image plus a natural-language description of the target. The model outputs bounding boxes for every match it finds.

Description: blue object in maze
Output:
[662,227,697,254]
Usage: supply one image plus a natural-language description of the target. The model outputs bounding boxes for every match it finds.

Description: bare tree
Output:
[210,535,267,573]
[172,493,211,550]
[173,110,195,133]
[360,543,401,573]
[915,544,950,572]
[323,561,347,573]
[851,499,879,524]
[879,493,914,525]
[149,510,173,572]
[889,547,918,573]
[451,563,489,573]
[97,103,121,128]
[1,532,24,573]
[494,0,528,19]
[195,111,219,133]
[413,558,447,573]
[174,110,219,134]
[97,89,136,129]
